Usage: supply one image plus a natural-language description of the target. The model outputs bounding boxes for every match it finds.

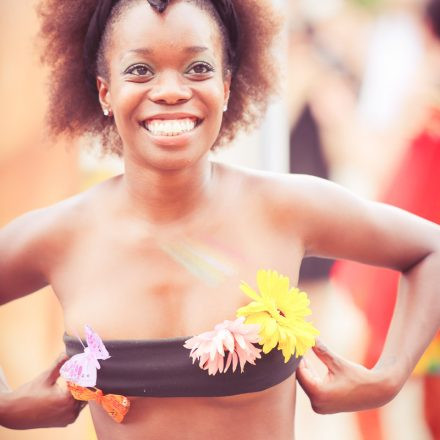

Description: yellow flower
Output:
[236,269,319,362]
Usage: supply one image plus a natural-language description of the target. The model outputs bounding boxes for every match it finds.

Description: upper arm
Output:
[0,207,65,305]
[273,175,440,272]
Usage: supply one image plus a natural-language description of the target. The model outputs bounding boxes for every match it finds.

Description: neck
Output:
[120,155,214,225]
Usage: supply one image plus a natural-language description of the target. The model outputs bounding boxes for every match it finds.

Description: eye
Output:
[186,62,215,76]
[124,64,154,78]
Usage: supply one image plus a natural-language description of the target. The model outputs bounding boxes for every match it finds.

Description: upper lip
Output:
[142,113,202,122]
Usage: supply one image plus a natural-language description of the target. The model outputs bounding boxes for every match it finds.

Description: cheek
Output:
[111,84,145,131]
[199,81,226,126]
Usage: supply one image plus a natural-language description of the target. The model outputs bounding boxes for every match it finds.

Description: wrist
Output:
[371,359,406,403]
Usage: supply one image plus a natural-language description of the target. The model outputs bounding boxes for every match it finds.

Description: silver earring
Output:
[103,108,110,117]
[223,103,228,112]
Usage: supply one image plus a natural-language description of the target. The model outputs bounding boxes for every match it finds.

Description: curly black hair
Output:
[36,0,282,156]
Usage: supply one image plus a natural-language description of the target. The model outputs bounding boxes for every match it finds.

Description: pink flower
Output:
[183,317,262,375]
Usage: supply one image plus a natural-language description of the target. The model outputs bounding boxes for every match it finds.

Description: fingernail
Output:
[315,339,326,350]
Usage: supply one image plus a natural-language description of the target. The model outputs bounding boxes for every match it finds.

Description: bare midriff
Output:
[89,376,297,440]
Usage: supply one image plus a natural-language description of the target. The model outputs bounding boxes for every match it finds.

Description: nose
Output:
[148,70,192,105]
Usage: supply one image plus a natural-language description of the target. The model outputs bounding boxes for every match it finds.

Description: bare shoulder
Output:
[214,162,440,270]
[214,161,345,232]
[1,175,116,247]
[0,176,119,303]
[214,160,337,201]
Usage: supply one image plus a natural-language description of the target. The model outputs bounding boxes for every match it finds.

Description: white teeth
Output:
[145,118,197,136]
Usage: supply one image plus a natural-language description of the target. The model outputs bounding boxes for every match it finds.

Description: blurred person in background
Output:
[332,0,440,438]
[287,15,367,437]
[289,1,439,438]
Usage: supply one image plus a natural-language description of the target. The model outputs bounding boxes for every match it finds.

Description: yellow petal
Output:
[262,336,278,353]
[256,270,271,299]
[263,317,278,337]
[239,282,262,302]
[242,312,271,328]
[236,302,268,316]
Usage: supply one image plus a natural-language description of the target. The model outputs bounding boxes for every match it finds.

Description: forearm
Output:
[374,249,440,393]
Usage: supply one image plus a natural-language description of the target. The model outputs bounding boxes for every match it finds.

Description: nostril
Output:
[153,98,189,105]
[148,81,192,105]
[152,97,191,106]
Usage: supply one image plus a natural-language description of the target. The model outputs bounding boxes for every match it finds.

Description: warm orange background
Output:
[0,1,95,438]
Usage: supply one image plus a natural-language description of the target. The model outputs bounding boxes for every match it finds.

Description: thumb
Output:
[296,357,321,396]
[312,339,343,374]
[43,353,69,385]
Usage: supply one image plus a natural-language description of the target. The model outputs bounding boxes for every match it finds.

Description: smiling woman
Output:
[96,1,232,170]
[37,0,281,156]
[1,0,440,440]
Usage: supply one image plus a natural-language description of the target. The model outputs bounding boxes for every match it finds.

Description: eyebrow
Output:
[122,46,209,58]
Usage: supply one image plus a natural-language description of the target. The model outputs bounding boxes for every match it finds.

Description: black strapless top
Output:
[63,333,300,397]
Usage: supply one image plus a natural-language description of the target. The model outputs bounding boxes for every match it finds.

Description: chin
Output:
[121,122,219,171]
[138,145,210,172]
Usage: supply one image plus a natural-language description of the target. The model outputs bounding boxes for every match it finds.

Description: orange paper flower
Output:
[67,382,130,423]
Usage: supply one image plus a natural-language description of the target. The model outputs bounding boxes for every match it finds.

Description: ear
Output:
[96,75,112,112]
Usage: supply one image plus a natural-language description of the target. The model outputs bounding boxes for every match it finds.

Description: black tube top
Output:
[63,333,300,397]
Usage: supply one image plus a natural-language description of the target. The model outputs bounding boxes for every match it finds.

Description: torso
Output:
[48,162,305,440]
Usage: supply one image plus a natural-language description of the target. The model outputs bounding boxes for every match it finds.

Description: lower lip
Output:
[142,122,201,147]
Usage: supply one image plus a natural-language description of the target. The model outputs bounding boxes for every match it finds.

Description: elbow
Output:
[401,232,440,276]
[400,245,440,292]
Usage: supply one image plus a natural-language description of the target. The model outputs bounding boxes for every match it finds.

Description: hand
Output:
[0,353,86,429]
[296,339,399,414]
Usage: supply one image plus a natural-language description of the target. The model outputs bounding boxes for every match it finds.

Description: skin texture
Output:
[0,354,85,429]
[1,2,440,438]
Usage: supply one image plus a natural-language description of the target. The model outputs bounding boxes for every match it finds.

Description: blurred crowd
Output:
[288,1,440,439]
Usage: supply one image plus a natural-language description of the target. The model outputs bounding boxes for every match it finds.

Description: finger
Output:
[296,358,321,397]
[43,353,69,385]
[56,378,69,392]
[72,398,87,413]
[55,380,73,399]
[312,339,343,373]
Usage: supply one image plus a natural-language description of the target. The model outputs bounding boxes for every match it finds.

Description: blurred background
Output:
[0,0,439,438]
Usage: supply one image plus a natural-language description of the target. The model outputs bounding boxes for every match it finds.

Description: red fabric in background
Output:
[331,112,440,368]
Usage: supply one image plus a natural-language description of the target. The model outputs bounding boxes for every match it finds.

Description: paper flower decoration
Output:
[67,382,130,423]
[183,317,262,375]
[60,325,110,387]
[236,269,319,362]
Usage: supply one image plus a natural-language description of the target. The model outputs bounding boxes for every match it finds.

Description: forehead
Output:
[109,1,223,61]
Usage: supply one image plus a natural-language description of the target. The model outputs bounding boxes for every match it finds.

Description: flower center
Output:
[277,308,286,318]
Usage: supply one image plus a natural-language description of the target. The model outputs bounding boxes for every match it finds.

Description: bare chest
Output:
[52,211,303,340]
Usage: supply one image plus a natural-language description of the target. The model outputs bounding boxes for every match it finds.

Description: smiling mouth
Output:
[142,117,202,137]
